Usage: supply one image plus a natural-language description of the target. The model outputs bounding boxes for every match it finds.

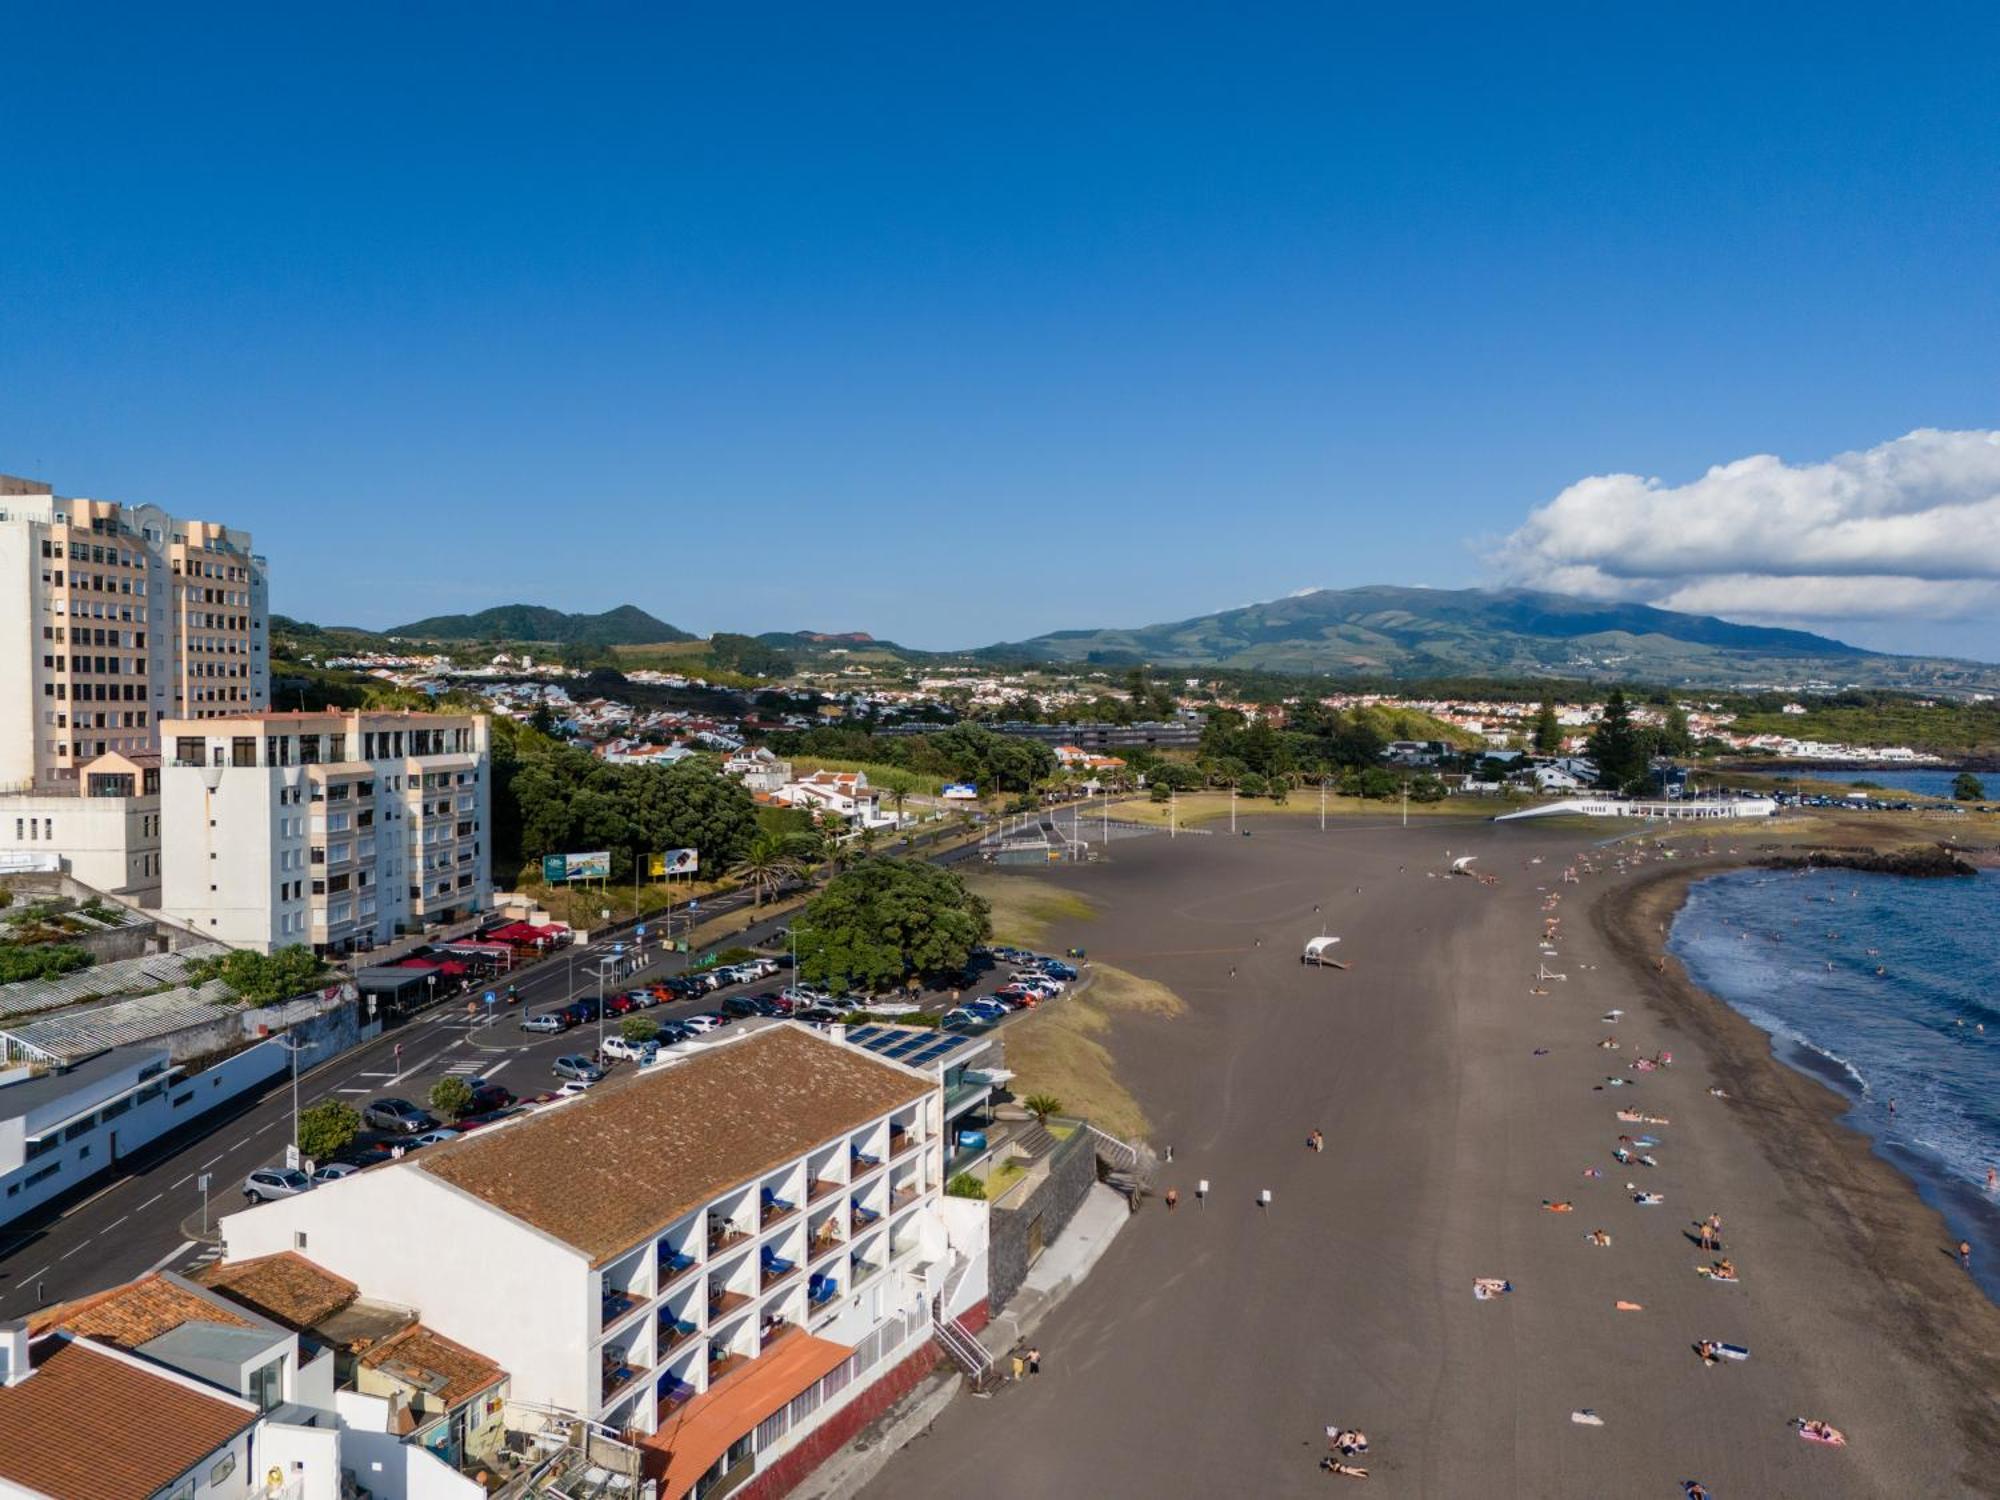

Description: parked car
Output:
[601,1035,657,1063]
[409,1129,460,1148]
[721,996,764,1019]
[655,1023,696,1045]
[939,1008,991,1032]
[521,1012,567,1034]
[464,1078,514,1113]
[364,1098,437,1135]
[679,1015,722,1034]
[624,989,658,1009]
[555,1080,594,1098]
[243,1167,313,1203]
[604,994,638,1018]
[795,1006,842,1023]
[967,1000,1009,1021]
[553,1055,604,1084]
[780,985,825,1005]
[310,1163,360,1185]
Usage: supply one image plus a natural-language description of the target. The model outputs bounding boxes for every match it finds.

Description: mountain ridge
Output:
[383,603,693,646]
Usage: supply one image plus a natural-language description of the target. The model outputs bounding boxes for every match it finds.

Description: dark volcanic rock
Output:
[1755,845,1976,878]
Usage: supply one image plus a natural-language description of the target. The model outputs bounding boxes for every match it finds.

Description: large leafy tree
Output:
[798,858,991,993]
[1587,688,1650,792]
[1953,771,1987,801]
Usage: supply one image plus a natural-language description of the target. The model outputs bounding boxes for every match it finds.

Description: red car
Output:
[604,994,639,1017]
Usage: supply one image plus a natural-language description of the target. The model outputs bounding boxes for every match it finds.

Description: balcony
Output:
[657,1376,697,1419]
[657,1248,698,1288]
[806,1272,839,1310]
[707,1217,750,1253]
[888,1182,920,1213]
[601,1352,642,1404]
[849,1203,881,1234]
[759,1247,798,1291]
[759,1188,796,1229]
[708,1287,750,1320]
[806,1223,844,1260]
[806,1176,841,1205]
[760,1319,798,1352]
[849,1255,882,1290]
[888,1125,918,1160]
[657,1312,698,1355]
[708,1346,748,1383]
[600,1289,639,1331]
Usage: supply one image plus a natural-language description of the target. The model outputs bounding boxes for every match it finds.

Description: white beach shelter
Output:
[1302,935,1343,966]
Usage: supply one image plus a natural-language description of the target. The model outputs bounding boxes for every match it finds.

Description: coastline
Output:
[1595,859,2000,1459]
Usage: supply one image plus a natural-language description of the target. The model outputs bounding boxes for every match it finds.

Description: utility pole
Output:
[1230,785,1237,835]
[1402,781,1409,828]
[1169,788,1176,839]
[1320,778,1327,832]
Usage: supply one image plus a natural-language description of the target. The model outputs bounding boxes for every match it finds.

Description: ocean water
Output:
[1669,866,2000,1300]
[1775,767,1975,800]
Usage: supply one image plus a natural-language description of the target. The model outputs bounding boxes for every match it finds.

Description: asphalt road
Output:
[0,829,996,1313]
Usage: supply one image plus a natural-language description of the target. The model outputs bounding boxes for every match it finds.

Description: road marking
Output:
[137,1194,163,1212]
[230,1137,252,1150]
[170,1174,192,1190]
[358,1070,395,1079]
[147,1241,197,1273]
[255,1120,278,1134]
[14,1266,48,1287]
[336,1086,370,1094]
[102,1216,127,1232]
[58,1244,89,1260]
[199,1155,225,1171]
[480,1059,510,1079]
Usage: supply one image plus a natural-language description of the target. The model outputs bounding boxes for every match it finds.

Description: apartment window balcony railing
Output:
[658,1249,698,1286]
[708,1218,749,1252]
[708,1287,751,1320]
[806,1271,839,1309]
[759,1188,796,1228]
[600,1289,638,1331]
[658,1313,698,1354]
[849,1204,881,1234]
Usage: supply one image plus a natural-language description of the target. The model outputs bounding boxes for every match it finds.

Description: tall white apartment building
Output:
[0,473,270,792]
[158,710,491,955]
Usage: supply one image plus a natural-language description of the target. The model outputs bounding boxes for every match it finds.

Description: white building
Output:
[772,771,890,827]
[0,750,162,901]
[158,710,491,956]
[218,1024,987,1498]
[0,475,269,792]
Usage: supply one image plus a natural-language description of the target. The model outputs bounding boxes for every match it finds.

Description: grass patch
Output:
[962,873,1095,948]
[1002,962,1184,1142]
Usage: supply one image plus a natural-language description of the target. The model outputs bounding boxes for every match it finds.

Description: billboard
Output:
[650,848,700,878]
[542,850,611,883]
[942,783,980,800]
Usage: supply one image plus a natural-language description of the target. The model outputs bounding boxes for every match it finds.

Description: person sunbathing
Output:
[1633,1191,1664,1205]
[1473,1277,1513,1299]
[1712,1259,1736,1281]
[1615,1299,1644,1311]
[1542,1200,1574,1212]
[1794,1418,1847,1445]
[1320,1458,1369,1478]
[1587,1229,1612,1247]
[1697,1340,1721,1366]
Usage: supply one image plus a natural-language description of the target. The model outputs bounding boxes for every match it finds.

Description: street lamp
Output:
[594,953,620,1062]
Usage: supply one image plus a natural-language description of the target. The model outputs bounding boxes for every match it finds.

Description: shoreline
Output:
[1595,858,2000,1460]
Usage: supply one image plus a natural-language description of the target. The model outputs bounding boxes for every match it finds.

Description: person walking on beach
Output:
[1196,1178,1208,1208]
[1026,1347,1041,1376]
[1961,1240,1973,1271]
[1165,1187,1179,1211]
[1308,1129,1324,1153]
[1258,1188,1272,1210]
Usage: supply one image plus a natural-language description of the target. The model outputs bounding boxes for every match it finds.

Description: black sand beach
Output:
[863,816,2000,1497]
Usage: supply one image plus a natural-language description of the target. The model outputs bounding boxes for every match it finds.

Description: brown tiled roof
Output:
[645,1332,854,1498]
[194,1251,358,1330]
[0,1335,257,1500]
[358,1322,506,1408]
[28,1271,252,1350]
[419,1025,930,1264]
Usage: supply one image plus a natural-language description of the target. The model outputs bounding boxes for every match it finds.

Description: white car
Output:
[410,1129,460,1148]
[680,1015,721,1034]
[311,1162,361,1185]
[555,1080,594,1098]
[780,985,826,1005]
[601,1035,658,1063]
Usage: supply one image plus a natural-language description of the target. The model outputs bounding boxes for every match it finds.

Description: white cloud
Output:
[1492,429,2000,625]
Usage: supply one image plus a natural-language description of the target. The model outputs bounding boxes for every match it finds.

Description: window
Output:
[249,1355,285,1410]
[208,1451,237,1487]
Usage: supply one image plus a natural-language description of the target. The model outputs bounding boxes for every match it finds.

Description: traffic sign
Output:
[636,925,647,939]
[197,1173,211,1192]
[484,991,496,1005]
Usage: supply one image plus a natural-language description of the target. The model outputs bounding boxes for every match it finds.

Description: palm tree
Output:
[730,830,812,907]
[1023,1092,1064,1124]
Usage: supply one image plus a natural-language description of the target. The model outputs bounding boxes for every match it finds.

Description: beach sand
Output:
[862,817,2000,1497]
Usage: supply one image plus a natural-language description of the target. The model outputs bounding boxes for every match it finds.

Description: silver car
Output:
[243,1167,313,1203]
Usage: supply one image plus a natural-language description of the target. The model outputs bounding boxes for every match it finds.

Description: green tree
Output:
[621,1015,661,1044]
[1659,701,1694,757]
[428,1076,475,1122]
[1267,775,1290,804]
[1238,771,1268,798]
[1532,696,1562,754]
[297,1100,360,1163]
[799,857,991,992]
[945,1172,987,1200]
[730,829,814,907]
[1953,771,1987,801]
[1587,688,1650,793]
[1023,1092,1064,1123]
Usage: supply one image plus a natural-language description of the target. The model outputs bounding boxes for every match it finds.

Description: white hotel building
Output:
[158,710,491,955]
[0,475,269,791]
[217,1025,988,1499]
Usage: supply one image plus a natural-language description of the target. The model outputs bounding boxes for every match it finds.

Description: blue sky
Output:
[5,4,1998,656]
